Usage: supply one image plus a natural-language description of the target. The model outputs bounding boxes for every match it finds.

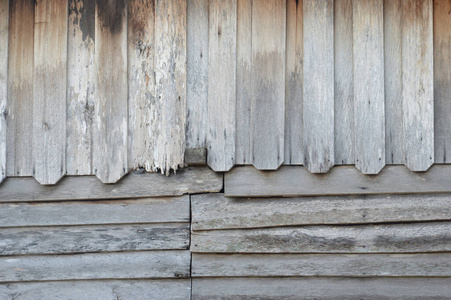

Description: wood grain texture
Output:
[434,0,451,163]
[0,0,8,183]
[0,166,222,202]
[67,0,95,176]
[353,0,385,174]
[225,165,451,197]
[191,193,451,231]
[192,253,451,277]
[0,251,190,282]
[153,0,186,174]
[207,0,237,171]
[191,222,451,253]
[186,0,208,149]
[251,0,286,170]
[0,280,191,300]
[303,0,334,173]
[402,0,434,171]
[285,0,303,165]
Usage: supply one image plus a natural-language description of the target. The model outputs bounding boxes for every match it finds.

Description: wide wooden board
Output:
[0,0,7,183]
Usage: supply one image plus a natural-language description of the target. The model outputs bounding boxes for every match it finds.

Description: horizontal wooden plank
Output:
[1,223,189,255]
[191,222,451,253]
[191,193,451,230]
[225,165,451,197]
[0,280,191,300]
[0,251,190,282]
[0,166,222,202]
[192,253,451,277]
[192,278,451,299]
[0,196,189,227]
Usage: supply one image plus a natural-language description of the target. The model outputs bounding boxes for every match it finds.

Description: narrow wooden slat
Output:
[67,0,95,175]
[93,0,128,183]
[402,0,434,171]
[193,253,451,277]
[0,0,8,183]
[186,0,208,149]
[207,0,237,171]
[192,193,451,231]
[153,0,186,174]
[191,222,451,253]
[303,0,334,173]
[251,0,285,170]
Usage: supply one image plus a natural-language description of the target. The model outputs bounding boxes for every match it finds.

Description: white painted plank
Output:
[353,0,385,174]
[0,0,8,183]
[67,0,95,175]
[303,0,334,173]
[207,0,237,171]
[402,0,434,171]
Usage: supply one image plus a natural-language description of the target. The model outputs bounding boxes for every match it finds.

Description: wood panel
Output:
[0,0,8,183]
[402,0,434,171]
[303,0,334,173]
[191,193,451,230]
[353,0,385,174]
[251,0,286,170]
[207,0,237,171]
[67,0,96,175]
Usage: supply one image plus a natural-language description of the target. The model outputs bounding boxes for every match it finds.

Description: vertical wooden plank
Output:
[434,0,451,163]
[0,0,8,183]
[353,0,385,174]
[154,0,186,175]
[402,0,434,171]
[6,0,34,177]
[186,0,208,149]
[94,0,128,183]
[67,0,95,175]
[128,0,155,171]
[384,0,403,165]
[334,0,353,165]
[207,0,237,171]
[33,0,68,184]
[251,0,286,170]
[303,0,334,173]
[285,0,303,165]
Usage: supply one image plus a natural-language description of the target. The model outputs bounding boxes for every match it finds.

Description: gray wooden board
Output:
[191,193,451,231]
[353,0,385,174]
[434,0,451,163]
[250,0,286,170]
[191,221,451,253]
[207,0,237,172]
[0,223,189,255]
[184,148,207,165]
[0,251,190,282]
[67,0,96,176]
[0,0,7,183]
[0,166,222,202]
[0,196,189,227]
[192,253,451,277]
[225,165,451,197]
[192,278,451,300]
[402,0,434,171]
[0,280,191,300]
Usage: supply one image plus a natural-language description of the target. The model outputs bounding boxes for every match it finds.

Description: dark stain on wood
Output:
[96,0,126,35]
[70,0,95,42]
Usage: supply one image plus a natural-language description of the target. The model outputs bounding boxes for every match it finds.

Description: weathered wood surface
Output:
[251,0,286,170]
[0,166,222,202]
[0,0,7,183]
[0,196,189,227]
[191,193,451,231]
[225,165,451,197]
[207,0,237,172]
[0,224,189,255]
[402,0,434,171]
[353,0,385,174]
[191,222,451,253]
[434,0,451,164]
[192,253,451,277]
[303,0,334,173]
[0,280,191,300]
[67,0,95,176]
[192,278,451,300]
[184,148,207,165]
[93,0,128,183]
[0,251,190,282]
